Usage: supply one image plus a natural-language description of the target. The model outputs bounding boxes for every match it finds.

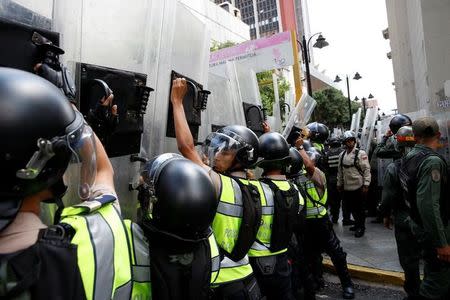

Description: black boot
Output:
[342,285,355,299]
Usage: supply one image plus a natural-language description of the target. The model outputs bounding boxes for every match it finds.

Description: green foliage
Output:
[257,70,290,119]
[312,87,361,127]
[210,40,236,52]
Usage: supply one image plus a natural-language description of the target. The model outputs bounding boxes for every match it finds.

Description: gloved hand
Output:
[87,94,119,138]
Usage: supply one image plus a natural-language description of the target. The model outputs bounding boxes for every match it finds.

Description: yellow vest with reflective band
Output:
[209,233,220,285]
[248,179,304,257]
[313,142,324,153]
[60,195,151,300]
[211,174,253,286]
[296,171,328,219]
[124,220,152,300]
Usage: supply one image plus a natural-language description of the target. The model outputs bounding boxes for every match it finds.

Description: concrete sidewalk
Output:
[323,218,408,286]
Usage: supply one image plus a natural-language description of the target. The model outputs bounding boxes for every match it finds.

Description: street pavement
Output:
[317,273,406,300]
[332,217,402,272]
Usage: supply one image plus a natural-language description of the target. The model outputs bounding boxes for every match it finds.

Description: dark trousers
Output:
[420,246,450,299]
[328,183,350,222]
[394,218,421,298]
[303,218,353,289]
[211,275,262,300]
[250,253,295,300]
[289,233,316,300]
[343,188,366,230]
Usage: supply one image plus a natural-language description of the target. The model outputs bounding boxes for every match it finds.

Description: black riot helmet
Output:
[141,153,217,241]
[328,136,342,148]
[0,68,96,231]
[389,114,412,134]
[202,125,259,170]
[307,122,330,144]
[257,132,291,171]
[287,147,304,177]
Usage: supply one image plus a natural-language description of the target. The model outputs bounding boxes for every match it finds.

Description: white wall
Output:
[421,0,450,112]
[178,0,250,44]
[385,0,418,113]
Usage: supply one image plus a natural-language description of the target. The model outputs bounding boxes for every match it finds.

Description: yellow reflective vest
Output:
[294,171,328,219]
[60,195,151,300]
[248,179,304,257]
[211,174,253,287]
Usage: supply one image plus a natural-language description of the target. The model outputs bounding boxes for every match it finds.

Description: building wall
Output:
[407,0,430,112]
[385,0,418,113]
[421,0,450,112]
[180,0,250,43]
[386,0,450,113]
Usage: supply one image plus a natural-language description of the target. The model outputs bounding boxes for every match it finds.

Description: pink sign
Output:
[209,31,292,69]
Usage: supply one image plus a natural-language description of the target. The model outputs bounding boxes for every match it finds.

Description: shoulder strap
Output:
[292,176,323,207]
[354,149,364,176]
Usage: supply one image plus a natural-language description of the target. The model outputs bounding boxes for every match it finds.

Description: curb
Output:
[322,258,405,286]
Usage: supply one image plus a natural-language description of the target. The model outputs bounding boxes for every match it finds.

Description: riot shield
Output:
[204,72,246,137]
[1,0,58,224]
[52,0,157,220]
[359,107,378,154]
[282,93,317,145]
[350,113,357,132]
[433,112,450,164]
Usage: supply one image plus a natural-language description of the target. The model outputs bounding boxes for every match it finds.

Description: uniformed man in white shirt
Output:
[337,131,371,238]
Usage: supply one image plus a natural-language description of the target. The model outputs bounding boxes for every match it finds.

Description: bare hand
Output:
[171,78,187,106]
[295,137,304,149]
[262,121,271,133]
[100,94,118,116]
[436,246,450,262]
[385,129,393,137]
[383,217,393,230]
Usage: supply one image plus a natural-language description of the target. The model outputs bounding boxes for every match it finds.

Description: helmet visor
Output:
[66,123,97,200]
[201,132,244,170]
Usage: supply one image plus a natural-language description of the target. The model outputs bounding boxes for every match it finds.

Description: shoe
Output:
[354,228,365,238]
[342,220,355,226]
[349,226,356,231]
[342,286,355,299]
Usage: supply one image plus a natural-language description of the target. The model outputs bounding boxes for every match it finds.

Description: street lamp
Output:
[300,33,329,96]
[334,72,362,125]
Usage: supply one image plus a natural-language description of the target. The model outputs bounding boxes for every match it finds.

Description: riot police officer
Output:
[0,68,151,299]
[292,137,355,299]
[374,114,412,160]
[399,117,450,299]
[337,131,371,238]
[138,153,218,300]
[171,78,262,299]
[307,122,329,154]
[378,126,421,299]
[325,137,348,224]
[250,132,304,299]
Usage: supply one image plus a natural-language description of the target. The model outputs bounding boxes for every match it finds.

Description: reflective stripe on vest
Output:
[297,171,328,219]
[60,201,132,300]
[209,233,221,285]
[248,180,301,257]
[212,255,253,287]
[212,174,243,255]
[124,220,152,300]
[211,174,254,286]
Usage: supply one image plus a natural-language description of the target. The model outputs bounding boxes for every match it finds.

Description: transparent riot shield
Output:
[53,0,156,220]
[1,0,57,224]
[433,112,450,164]
[201,71,246,140]
[350,114,357,132]
[359,107,378,154]
[282,93,317,145]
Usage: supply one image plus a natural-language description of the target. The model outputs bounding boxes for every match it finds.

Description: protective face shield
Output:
[202,131,253,171]
[17,112,97,200]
